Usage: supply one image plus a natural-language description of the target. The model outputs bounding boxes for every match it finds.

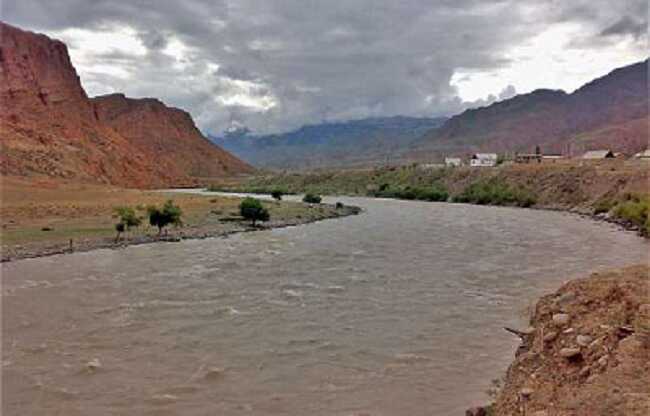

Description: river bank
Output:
[215,160,649,237]
[470,265,649,416]
[0,177,360,262]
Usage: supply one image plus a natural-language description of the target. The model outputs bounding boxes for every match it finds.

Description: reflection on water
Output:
[2,197,647,415]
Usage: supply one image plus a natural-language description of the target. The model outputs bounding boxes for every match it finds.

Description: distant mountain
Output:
[413,59,649,157]
[209,116,447,169]
[0,22,252,188]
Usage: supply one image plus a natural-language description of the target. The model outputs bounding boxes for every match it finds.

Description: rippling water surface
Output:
[2,196,647,415]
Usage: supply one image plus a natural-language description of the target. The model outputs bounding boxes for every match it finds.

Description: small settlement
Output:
[432,147,648,168]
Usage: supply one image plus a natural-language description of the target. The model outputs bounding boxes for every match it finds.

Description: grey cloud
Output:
[3,0,647,135]
[600,16,647,39]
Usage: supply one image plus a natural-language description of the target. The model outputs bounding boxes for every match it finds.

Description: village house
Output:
[582,150,615,160]
[444,157,462,167]
[470,153,498,167]
[542,154,565,163]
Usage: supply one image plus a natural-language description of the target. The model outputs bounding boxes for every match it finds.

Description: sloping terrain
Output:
[0,21,252,188]
[493,265,650,416]
[415,60,649,157]
[92,94,252,183]
[209,116,446,169]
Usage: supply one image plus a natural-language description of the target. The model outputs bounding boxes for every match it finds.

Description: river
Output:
[2,196,647,415]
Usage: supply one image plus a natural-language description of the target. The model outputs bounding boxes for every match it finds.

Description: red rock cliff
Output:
[0,21,253,187]
[92,93,252,181]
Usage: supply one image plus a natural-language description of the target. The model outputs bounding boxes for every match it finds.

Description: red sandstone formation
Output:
[0,21,252,188]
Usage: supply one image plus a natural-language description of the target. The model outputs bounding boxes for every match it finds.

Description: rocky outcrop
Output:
[92,93,252,184]
[492,266,650,415]
[0,21,252,188]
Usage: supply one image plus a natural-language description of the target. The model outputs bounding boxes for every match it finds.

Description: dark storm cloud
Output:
[3,0,647,134]
[600,16,647,39]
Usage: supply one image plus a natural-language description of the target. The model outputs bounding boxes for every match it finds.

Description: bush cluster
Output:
[303,193,322,203]
[453,180,536,207]
[147,200,183,234]
[371,184,449,202]
[240,197,270,225]
[611,194,649,235]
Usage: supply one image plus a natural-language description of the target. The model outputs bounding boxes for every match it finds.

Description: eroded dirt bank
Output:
[482,265,650,416]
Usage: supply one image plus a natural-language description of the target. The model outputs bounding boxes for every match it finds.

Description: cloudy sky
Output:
[3,1,648,135]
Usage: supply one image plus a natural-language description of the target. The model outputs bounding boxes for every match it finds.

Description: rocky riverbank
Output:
[468,265,650,415]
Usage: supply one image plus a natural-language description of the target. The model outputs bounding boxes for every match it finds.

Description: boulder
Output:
[552,313,570,326]
[559,347,581,358]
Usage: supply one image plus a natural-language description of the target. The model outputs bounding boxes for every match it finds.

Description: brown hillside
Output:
[92,93,252,183]
[0,21,252,188]
[415,60,649,157]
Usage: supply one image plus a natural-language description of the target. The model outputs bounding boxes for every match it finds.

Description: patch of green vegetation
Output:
[239,197,270,226]
[593,198,617,215]
[303,193,322,203]
[371,184,449,202]
[453,179,536,207]
[147,200,183,234]
[611,193,649,235]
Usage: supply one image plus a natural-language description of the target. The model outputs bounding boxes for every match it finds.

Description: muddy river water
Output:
[2,196,647,415]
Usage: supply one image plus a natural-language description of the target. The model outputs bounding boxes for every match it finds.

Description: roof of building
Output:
[472,153,498,159]
[582,150,614,159]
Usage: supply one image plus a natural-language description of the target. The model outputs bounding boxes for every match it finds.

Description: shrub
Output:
[114,206,142,230]
[593,198,616,215]
[335,202,345,209]
[371,184,449,202]
[147,200,183,235]
[453,179,536,207]
[239,197,270,226]
[612,195,649,235]
[271,189,284,201]
[303,193,322,204]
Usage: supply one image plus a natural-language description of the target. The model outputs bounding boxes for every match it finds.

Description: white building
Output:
[582,150,614,160]
[470,153,498,167]
[444,157,462,167]
[634,149,650,159]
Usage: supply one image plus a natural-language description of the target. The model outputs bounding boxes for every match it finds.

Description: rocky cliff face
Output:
[92,93,252,183]
[415,60,649,156]
[0,21,252,187]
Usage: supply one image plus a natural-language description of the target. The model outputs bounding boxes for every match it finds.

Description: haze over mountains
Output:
[0,22,252,188]
[209,117,446,170]
[214,59,648,169]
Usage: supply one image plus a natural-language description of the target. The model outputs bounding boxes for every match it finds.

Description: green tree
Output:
[147,200,183,235]
[114,206,142,230]
[239,197,270,226]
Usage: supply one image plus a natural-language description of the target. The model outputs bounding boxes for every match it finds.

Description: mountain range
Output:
[0,21,252,188]
[209,116,446,170]
[1,20,646,181]
[414,59,648,158]
[214,59,647,169]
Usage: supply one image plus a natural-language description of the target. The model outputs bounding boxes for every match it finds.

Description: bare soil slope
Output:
[494,265,650,416]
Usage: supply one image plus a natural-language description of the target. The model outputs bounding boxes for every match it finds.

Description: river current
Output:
[2,196,647,415]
